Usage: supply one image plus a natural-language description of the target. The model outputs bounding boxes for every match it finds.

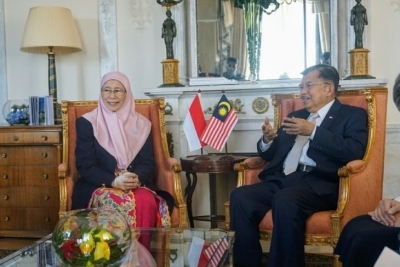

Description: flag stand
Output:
[220,143,235,160]
[199,91,203,157]
[220,90,234,160]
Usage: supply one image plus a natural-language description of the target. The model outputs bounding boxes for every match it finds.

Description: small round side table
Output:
[180,154,248,228]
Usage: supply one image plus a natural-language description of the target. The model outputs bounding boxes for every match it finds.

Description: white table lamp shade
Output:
[20,6,82,54]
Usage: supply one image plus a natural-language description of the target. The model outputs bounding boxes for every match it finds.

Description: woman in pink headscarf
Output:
[71,71,172,231]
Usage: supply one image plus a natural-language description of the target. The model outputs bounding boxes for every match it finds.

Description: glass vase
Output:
[243,2,263,82]
[2,99,30,126]
[52,208,132,267]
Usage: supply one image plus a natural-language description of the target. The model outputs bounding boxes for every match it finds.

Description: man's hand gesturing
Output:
[262,117,277,143]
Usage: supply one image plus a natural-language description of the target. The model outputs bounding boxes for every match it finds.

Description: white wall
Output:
[4,0,99,102]
[370,0,400,125]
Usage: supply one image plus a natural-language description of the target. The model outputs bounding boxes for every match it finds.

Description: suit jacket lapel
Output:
[320,99,342,129]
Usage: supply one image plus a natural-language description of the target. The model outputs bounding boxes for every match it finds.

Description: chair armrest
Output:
[335,160,366,217]
[58,162,74,217]
[58,163,68,178]
[331,159,379,244]
[166,158,186,208]
[245,157,268,169]
[154,157,188,228]
[234,157,267,187]
[338,159,365,176]
[225,157,267,228]
[335,158,382,224]
[155,157,183,199]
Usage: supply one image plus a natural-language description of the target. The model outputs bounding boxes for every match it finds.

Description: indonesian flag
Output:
[188,236,209,267]
[183,93,207,151]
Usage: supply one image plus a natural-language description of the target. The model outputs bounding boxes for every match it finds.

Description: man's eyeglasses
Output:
[298,82,331,92]
[101,88,127,96]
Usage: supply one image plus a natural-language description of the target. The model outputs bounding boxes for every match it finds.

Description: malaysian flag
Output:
[204,237,229,267]
[200,94,238,151]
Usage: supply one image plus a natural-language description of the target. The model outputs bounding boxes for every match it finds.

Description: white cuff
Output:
[260,136,272,152]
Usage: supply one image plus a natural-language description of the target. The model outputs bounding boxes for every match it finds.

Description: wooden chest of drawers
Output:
[0,125,62,238]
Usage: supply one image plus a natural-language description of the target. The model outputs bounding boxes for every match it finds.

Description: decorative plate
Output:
[252,97,269,114]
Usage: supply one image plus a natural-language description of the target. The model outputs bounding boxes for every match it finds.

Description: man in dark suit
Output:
[230,64,368,267]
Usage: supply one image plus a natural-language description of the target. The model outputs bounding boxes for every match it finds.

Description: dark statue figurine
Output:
[350,0,368,49]
[162,9,176,59]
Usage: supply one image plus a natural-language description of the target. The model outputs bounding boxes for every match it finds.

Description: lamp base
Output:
[158,59,184,87]
[54,102,62,125]
[344,48,375,80]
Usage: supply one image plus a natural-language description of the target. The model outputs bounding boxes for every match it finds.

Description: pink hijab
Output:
[83,71,151,170]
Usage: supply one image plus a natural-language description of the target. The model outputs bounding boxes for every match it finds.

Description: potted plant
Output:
[234,0,280,81]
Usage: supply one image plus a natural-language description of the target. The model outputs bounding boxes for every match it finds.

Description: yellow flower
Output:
[93,241,111,261]
[79,232,95,254]
[94,229,114,242]
[80,242,94,254]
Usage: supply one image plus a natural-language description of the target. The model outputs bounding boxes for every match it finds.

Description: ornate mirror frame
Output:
[186,0,338,79]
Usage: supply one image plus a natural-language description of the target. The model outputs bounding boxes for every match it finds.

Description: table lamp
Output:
[20,6,83,124]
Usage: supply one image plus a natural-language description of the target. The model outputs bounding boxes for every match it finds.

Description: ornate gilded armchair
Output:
[225,87,388,265]
[58,98,188,228]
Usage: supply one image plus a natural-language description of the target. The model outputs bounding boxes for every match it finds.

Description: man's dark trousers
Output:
[230,171,337,267]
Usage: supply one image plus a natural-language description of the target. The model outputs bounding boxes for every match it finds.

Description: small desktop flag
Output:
[204,237,229,267]
[200,94,238,151]
[183,93,207,151]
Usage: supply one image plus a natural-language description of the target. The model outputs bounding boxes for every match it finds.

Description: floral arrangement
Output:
[5,104,30,125]
[233,0,280,14]
[232,0,280,81]
[52,209,131,267]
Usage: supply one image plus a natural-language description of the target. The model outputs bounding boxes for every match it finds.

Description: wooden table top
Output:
[180,154,249,173]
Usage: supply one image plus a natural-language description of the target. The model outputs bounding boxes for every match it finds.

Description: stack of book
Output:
[29,96,54,125]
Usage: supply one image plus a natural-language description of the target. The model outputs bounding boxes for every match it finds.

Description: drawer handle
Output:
[5,216,9,221]
[44,195,49,200]
[41,136,48,141]
[45,217,50,222]
[2,174,7,179]
[3,195,9,200]
[13,136,19,141]
[1,153,6,158]
[43,174,48,179]
[41,153,48,158]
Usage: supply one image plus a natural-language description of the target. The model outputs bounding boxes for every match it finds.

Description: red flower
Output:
[60,240,81,261]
